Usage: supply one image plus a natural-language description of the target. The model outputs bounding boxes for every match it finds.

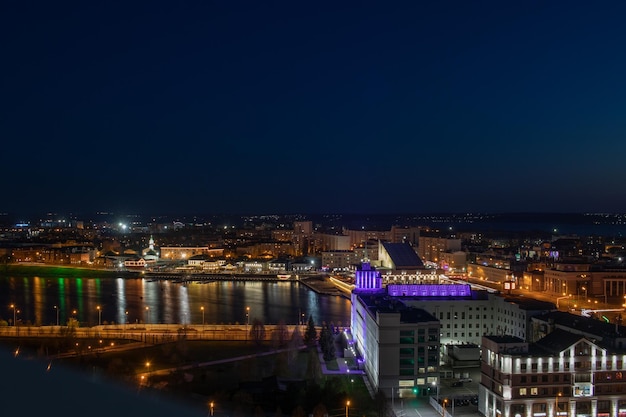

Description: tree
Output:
[288,325,304,364]
[305,347,322,382]
[251,319,266,345]
[273,320,290,348]
[304,315,317,347]
[319,323,335,361]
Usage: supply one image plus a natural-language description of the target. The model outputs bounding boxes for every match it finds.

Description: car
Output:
[459,377,473,383]
[451,381,463,387]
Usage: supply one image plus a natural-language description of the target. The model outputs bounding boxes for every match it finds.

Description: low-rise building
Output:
[479,329,626,417]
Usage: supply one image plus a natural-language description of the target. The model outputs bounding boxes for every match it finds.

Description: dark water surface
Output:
[0,274,351,328]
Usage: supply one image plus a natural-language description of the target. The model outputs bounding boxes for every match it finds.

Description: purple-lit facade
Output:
[387,283,472,297]
[351,261,443,398]
[354,261,383,290]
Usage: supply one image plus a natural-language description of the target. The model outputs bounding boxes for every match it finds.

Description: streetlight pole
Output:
[210,401,214,416]
[145,306,150,324]
[345,400,350,417]
[201,306,205,325]
[245,306,250,342]
[555,392,562,417]
[10,304,16,326]
[97,305,102,326]
[54,305,60,326]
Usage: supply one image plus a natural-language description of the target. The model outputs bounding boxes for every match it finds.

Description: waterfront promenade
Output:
[0,323,315,343]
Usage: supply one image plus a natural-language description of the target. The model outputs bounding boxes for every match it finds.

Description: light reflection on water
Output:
[0,276,351,328]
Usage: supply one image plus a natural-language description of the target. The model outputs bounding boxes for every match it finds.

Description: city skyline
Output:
[3,2,626,215]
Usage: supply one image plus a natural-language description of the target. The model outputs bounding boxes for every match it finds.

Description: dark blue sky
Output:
[2,1,626,216]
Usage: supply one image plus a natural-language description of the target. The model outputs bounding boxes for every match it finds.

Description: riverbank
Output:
[0,263,141,278]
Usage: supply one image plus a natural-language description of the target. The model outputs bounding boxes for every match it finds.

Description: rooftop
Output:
[534,328,587,354]
[381,242,424,268]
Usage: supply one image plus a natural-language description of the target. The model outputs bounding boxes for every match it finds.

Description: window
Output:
[521,376,527,383]
[519,388,527,396]
[531,388,538,395]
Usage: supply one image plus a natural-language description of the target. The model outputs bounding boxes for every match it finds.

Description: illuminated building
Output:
[350,259,556,401]
[351,261,440,398]
[479,330,626,417]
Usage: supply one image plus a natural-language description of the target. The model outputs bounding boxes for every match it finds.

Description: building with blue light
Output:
[350,252,556,400]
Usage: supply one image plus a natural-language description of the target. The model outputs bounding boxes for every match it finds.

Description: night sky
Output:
[2,1,626,216]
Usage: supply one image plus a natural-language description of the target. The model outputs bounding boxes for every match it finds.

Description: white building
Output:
[479,330,626,417]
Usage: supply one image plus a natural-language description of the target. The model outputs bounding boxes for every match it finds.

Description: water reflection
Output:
[0,276,351,328]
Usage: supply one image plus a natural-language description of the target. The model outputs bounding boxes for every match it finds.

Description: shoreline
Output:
[0,263,141,278]
[0,264,352,298]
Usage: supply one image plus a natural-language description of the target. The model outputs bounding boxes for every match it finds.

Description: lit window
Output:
[520,388,527,396]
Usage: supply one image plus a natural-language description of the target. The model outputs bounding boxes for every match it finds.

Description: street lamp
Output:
[145,306,150,324]
[555,392,562,417]
[97,305,102,326]
[345,400,350,417]
[432,381,439,402]
[210,401,214,416]
[201,306,205,325]
[245,306,250,342]
[53,305,60,326]
[146,361,151,383]
[10,304,16,326]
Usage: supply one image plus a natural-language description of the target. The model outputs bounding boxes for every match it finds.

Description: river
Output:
[0,274,352,328]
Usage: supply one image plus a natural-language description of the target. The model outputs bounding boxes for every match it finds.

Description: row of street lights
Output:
[8,304,260,327]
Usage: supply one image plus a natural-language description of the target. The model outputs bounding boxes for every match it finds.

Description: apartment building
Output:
[479,329,626,417]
